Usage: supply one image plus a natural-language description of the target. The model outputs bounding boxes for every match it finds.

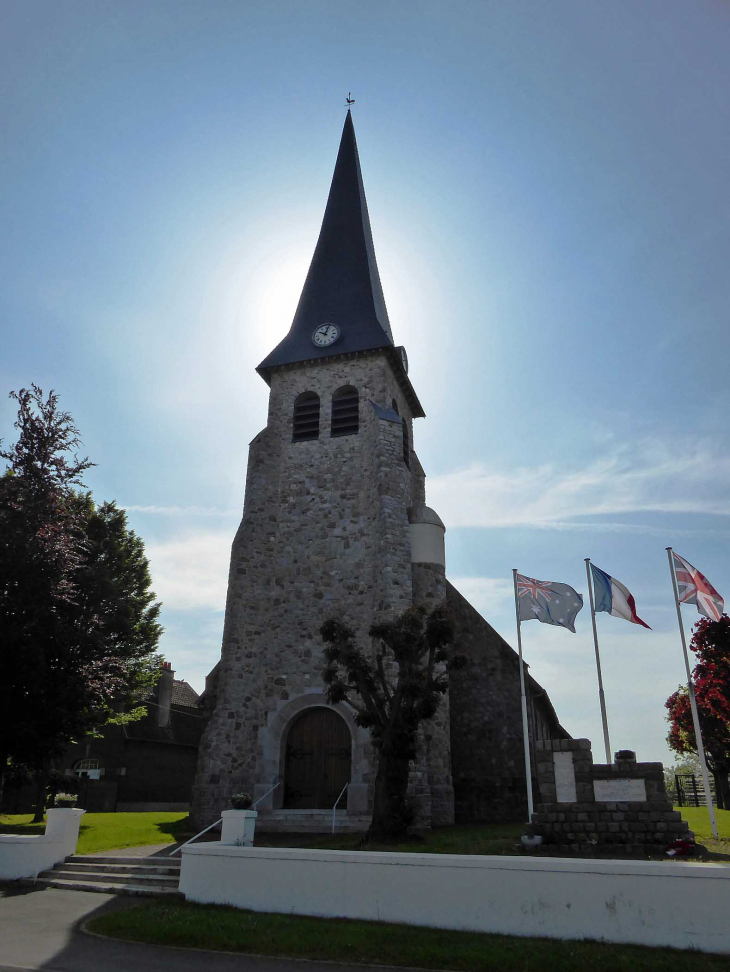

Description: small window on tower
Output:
[391,399,399,415]
[402,418,410,468]
[331,386,359,437]
[292,392,320,442]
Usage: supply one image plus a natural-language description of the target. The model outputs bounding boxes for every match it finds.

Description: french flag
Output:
[590,564,651,629]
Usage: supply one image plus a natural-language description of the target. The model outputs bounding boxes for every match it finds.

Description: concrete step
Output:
[256,811,371,833]
[39,867,180,888]
[257,811,372,818]
[59,861,180,877]
[27,853,183,897]
[258,822,369,833]
[30,876,182,897]
[67,854,181,867]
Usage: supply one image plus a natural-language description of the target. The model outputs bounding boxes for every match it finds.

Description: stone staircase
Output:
[30,854,182,897]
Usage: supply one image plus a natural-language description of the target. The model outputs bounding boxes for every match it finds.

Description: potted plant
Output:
[54,792,78,808]
[231,791,252,810]
[222,791,257,845]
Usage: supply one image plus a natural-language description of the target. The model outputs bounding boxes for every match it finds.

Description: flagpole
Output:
[585,558,612,765]
[666,547,719,840]
[512,569,534,820]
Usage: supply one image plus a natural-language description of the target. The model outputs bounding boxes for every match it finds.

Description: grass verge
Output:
[86,900,730,971]
[257,821,525,855]
[677,806,730,854]
[256,814,730,860]
[2,809,728,858]
[0,811,191,854]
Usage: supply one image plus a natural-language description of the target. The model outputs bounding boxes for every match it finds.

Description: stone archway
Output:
[254,693,370,814]
[283,707,352,809]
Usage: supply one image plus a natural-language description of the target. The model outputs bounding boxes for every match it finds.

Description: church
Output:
[191,112,568,832]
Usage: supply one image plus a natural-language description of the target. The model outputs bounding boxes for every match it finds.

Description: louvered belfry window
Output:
[292,392,320,442]
[331,386,359,437]
[402,418,410,468]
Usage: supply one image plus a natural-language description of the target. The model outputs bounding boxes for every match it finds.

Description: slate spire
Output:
[257,111,394,377]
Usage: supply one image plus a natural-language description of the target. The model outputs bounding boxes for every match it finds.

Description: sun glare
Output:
[244,249,311,359]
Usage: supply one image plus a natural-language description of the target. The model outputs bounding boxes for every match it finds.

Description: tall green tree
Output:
[666,615,730,810]
[0,386,162,807]
[70,494,163,719]
[321,604,463,841]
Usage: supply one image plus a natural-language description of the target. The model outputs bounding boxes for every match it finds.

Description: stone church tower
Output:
[191,113,569,831]
[191,112,454,830]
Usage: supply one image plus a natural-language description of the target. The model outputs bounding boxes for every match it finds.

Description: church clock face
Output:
[312,323,340,347]
[399,346,408,373]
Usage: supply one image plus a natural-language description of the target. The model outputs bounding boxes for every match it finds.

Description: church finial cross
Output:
[345,92,355,107]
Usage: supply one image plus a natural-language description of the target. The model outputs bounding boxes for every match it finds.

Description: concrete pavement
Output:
[0,883,375,972]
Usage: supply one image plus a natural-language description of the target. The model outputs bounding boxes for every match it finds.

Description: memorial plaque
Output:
[553,751,577,803]
[593,779,646,802]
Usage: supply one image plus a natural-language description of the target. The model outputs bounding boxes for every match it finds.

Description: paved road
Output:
[0,884,371,972]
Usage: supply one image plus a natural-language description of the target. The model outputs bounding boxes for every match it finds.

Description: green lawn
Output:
[674,807,730,856]
[1,808,728,858]
[258,821,525,855]
[677,806,730,840]
[258,812,730,858]
[0,811,191,854]
[86,900,730,971]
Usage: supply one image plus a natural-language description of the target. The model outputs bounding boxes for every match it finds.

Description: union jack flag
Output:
[672,552,724,621]
[517,575,554,602]
[516,573,583,632]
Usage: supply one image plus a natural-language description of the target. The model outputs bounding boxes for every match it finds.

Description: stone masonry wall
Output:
[191,351,448,828]
[446,582,567,823]
[530,739,693,854]
[411,562,453,826]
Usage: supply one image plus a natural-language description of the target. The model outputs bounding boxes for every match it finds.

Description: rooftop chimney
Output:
[158,661,175,727]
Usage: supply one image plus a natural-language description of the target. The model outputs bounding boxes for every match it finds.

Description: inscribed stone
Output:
[593,779,647,802]
[553,752,577,803]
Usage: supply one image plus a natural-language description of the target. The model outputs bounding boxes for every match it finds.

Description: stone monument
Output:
[526,739,694,855]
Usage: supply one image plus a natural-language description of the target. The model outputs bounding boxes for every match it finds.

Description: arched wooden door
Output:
[284,707,351,809]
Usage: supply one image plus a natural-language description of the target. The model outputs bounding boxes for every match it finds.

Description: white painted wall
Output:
[410,523,445,567]
[220,809,257,845]
[0,809,85,880]
[0,836,66,880]
[180,844,730,955]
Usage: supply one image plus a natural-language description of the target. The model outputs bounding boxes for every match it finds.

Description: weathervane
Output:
[345,92,355,107]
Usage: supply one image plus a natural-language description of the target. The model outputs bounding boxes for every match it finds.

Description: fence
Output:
[675,773,716,808]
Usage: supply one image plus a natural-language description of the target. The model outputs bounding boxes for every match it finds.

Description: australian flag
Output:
[516,574,583,633]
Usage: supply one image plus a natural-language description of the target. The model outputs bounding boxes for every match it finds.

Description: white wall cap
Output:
[180,844,730,880]
[0,835,63,844]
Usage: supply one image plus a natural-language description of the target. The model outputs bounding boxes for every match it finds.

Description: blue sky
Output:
[2,1,729,766]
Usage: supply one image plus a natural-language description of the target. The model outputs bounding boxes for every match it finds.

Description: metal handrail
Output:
[171,783,281,857]
[170,817,222,856]
[332,782,349,834]
[251,781,281,809]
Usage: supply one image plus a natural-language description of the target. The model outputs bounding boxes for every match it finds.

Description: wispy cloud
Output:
[126,505,239,518]
[449,577,515,616]
[145,531,232,612]
[428,439,730,530]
